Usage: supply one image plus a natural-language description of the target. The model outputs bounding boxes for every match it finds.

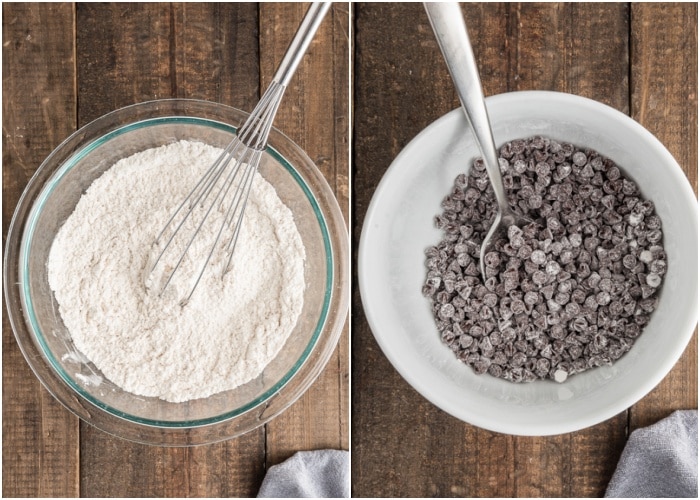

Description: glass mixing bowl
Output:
[4,99,349,445]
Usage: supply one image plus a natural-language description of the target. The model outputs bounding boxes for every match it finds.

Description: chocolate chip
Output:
[649,259,667,275]
[572,151,587,166]
[530,249,546,265]
[646,273,662,288]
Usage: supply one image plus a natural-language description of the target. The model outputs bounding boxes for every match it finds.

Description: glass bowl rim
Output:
[5,99,348,441]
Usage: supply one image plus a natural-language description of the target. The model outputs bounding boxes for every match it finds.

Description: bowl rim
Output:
[359,89,698,436]
[5,98,349,443]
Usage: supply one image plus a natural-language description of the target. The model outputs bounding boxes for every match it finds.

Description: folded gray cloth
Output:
[257,449,350,498]
[606,409,698,498]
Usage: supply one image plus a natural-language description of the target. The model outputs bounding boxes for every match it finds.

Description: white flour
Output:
[47,140,306,402]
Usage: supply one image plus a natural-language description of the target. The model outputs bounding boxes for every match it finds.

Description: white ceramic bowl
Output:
[359,91,697,436]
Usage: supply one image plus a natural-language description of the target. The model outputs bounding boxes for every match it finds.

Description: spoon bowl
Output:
[425,2,532,281]
[478,208,534,278]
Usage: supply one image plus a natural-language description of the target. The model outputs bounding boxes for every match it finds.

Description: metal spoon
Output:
[425,2,531,280]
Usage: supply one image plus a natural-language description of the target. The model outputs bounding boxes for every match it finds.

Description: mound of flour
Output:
[48,140,306,402]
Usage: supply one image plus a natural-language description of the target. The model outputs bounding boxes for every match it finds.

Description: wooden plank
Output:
[333,2,351,452]
[462,2,511,97]
[260,2,350,466]
[352,4,479,496]
[170,2,260,108]
[628,2,698,430]
[331,1,351,225]
[503,4,630,498]
[75,3,266,497]
[506,2,630,113]
[79,427,266,497]
[75,3,172,123]
[569,422,629,497]
[2,3,80,497]
[352,2,631,497]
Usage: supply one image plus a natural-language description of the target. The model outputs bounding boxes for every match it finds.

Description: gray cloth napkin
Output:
[606,409,698,498]
[257,449,350,498]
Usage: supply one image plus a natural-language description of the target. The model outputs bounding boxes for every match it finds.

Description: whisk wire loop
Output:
[178,147,260,305]
[147,85,286,303]
[222,153,260,274]
[148,138,244,272]
[153,143,246,295]
[145,2,331,303]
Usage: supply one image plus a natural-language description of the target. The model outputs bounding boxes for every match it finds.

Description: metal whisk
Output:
[146,2,331,305]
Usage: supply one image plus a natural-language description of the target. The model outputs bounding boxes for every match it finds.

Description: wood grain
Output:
[628,2,698,430]
[2,3,80,497]
[351,2,696,497]
[170,3,260,108]
[505,2,629,111]
[260,2,350,466]
[76,3,172,123]
[79,426,266,497]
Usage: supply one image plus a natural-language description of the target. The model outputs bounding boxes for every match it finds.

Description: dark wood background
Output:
[3,3,348,497]
[352,2,697,497]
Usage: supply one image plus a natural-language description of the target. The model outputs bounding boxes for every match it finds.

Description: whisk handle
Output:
[273,2,332,87]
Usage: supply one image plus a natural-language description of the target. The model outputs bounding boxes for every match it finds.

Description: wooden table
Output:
[352,3,697,497]
[3,3,348,497]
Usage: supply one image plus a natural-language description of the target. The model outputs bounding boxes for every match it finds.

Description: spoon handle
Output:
[424,2,511,216]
